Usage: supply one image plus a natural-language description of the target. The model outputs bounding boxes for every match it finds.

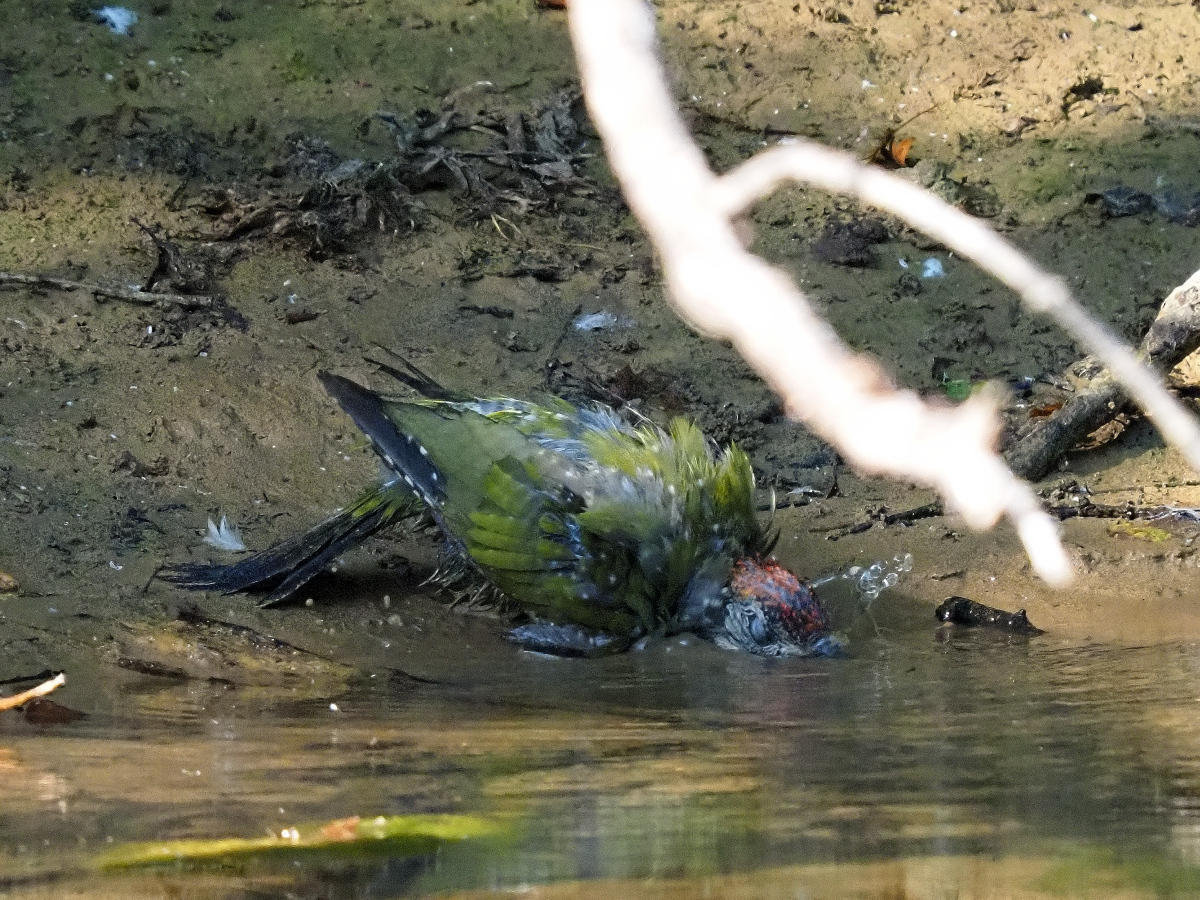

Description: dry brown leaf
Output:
[1075,414,1129,450]
[888,137,914,167]
[1029,402,1064,418]
[319,817,362,842]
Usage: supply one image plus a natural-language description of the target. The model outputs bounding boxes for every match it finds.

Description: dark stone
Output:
[813,217,889,267]
[935,596,1045,635]
[1085,186,1153,217]
[897,272,922,296]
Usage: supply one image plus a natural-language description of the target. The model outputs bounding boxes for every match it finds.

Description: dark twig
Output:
[0,272,214,310]
[0,669,55,689]
[883,500,944,525]
[459,304,514,319]
[1045,499,1200,522]
[812,499,944,538]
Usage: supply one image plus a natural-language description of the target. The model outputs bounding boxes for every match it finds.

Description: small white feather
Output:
[94,6,138,35]
[203,516,246,552]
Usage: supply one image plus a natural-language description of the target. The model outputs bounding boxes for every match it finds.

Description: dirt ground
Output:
[3,0,1200,690]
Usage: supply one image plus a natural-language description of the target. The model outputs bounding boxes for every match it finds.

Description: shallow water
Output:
[5,0,1200,896]
[4,592,1200,899]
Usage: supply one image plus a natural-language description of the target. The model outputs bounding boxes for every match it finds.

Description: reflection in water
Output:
[0,600,1199,897]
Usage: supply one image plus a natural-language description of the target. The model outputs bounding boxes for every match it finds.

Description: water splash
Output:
[812,552,913,605]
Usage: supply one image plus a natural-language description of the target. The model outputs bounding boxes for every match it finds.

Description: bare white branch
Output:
[715,147,1200,475]
[565,0,1197,585]
[0,672,65,713]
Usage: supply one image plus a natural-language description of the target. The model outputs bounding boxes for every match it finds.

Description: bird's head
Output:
[714,558,838,657]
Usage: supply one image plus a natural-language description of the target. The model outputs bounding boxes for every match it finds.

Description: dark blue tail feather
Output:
[318,372,446,506]
[161,490,419,606]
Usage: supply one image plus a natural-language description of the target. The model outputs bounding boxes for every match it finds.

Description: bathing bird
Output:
[163,365,835,658]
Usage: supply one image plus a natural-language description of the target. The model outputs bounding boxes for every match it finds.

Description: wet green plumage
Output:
[163,368,832,657]
[386,393,768,637]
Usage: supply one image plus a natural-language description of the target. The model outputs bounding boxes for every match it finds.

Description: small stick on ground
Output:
[822,499,945,536]
[1007,269,1200,480]
[1044,499,1200,522]
[883,501,944,525]
[0,272,214,310]
[0,672,65,712]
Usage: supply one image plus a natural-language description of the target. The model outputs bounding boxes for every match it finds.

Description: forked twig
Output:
[566,0,1200,584]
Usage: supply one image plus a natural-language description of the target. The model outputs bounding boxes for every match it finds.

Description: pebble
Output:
[1087,185,1200,225]
[1087,186,1154,217]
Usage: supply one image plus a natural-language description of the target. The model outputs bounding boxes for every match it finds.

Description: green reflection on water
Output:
[1,603,1200,897]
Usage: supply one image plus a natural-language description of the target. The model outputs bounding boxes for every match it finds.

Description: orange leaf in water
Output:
[320,817,362,842]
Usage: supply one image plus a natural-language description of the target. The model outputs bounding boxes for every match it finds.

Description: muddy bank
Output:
[2,0,1200,691]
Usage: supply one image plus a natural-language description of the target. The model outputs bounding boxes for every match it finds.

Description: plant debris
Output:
[866,104,935,168]
[96,812,505,872]
[194,87,595,259]
[1006,272,1200,479]
[1107,520,1172,543]
[1086,186,1200,226]
[0,271,213,310]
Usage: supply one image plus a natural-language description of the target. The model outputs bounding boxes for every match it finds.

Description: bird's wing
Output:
[327,381,637,631]
[463,454,644,634]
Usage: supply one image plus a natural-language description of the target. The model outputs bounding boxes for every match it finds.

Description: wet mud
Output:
[4,1,1200,896]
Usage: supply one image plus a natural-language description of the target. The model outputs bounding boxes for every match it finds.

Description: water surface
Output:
[3,593,1199,898]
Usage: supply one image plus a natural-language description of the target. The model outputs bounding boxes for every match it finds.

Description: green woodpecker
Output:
[164,366,836,658]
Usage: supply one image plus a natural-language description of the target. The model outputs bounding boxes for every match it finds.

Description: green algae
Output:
[96,812,507,872]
